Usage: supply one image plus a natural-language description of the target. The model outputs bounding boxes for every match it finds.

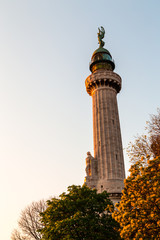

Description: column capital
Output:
[85,70,121,96]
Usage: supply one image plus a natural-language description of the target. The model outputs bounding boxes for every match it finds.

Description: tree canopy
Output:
[113,156,160,239]
[40,185,121,240]
[114,110,160,239]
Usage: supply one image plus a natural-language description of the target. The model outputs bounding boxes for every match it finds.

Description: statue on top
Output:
[98,26,105,48]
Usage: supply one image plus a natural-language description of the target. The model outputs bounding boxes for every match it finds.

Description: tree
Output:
[11,229,27,240]
[113,156,160,239]
[40,185,121,240]
[11,200,46,240]
[127,108,160,164]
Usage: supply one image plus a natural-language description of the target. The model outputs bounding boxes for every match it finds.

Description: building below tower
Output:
[84,27,125,204]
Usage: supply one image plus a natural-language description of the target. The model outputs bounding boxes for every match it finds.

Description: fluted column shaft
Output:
[85,69,125,199]
[92,86,125,180]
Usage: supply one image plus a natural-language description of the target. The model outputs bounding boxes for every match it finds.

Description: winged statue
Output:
[98,26,105,48]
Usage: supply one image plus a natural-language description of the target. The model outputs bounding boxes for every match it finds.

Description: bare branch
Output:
[11,200,46,240]
[127,109,160,164]
[11,229,28,240]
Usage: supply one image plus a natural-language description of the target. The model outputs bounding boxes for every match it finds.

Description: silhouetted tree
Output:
[11,200,46,240]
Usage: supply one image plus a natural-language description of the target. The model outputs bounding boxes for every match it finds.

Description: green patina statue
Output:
[98,26,105,48]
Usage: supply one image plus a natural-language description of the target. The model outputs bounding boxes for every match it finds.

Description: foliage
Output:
[127,108,160,163]
[113,156,160,239]
[40,185,121,240]
[11,200,46,240]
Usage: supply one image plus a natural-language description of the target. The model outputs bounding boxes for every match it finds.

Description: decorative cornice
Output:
[85,70,121,96]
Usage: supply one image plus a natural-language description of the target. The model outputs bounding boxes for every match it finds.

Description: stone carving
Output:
[98,26,105,48]
[85,152,92,176]
[85,152,98,178]
[85,70,122,96]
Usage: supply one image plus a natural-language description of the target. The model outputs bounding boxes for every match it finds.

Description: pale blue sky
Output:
[0,1,160,239]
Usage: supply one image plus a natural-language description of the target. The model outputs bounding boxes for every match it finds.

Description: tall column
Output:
[84,27,125,204]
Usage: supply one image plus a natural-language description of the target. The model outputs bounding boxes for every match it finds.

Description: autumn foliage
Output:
[113,156,160,239]
[115,109,160,239]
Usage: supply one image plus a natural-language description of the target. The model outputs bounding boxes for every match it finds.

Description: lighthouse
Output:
[85,27,125,204]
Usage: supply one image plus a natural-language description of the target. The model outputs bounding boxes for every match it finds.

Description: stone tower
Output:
[84,27,125,204]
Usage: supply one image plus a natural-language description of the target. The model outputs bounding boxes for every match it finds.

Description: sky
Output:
[0,0,160,239]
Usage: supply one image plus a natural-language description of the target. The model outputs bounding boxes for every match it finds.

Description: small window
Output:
[116,154,118,160]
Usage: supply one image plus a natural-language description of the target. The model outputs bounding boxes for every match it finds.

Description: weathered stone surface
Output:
[85,67,125,204]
